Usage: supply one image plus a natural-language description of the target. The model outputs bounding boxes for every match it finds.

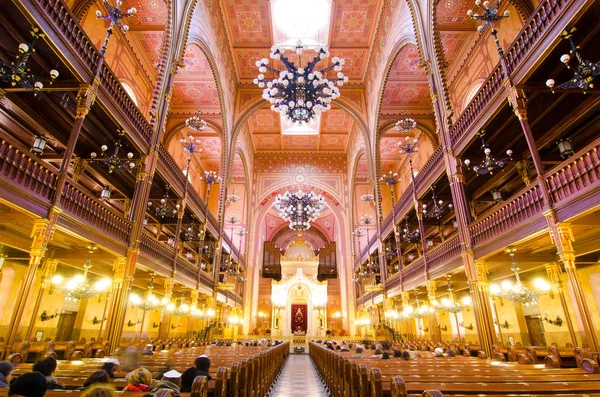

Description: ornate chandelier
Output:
[463,131,512,176]
[546,27,599,94]
[130,274,161,311]
[254,40,347,123]
[181,218,204,242]
[401,218,420,243]
[405,292,432,319]
[185,110,207,132]
[58,244,111,302]
[422,185,453,220]
[200,170,221,187]
[395,112,417,133]
[0,27,59,94]
[490,247,549,306]
[90,129,136,173]
[273,190,325,231]
[435,275,471,314]
[148,185,179,219]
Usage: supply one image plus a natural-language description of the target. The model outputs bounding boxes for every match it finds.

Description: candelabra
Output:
[395,112,417,133]
[148,185,179,219]
[546,27,599,94]
[171,290,190,317]
[180,134,203,177]
[422,186,453,220]
[463,131,512,176]
[467,0,510,56]
[95,0,136,56]
[435,275,471,314]
[90,129,136,173]
[353,228,367,284]
[185,110,207,132]
[54,244,111,302]
[0,27,59,94]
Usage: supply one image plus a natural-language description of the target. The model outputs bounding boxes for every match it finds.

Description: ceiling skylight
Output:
[281,114,321,135]
[271,0,331,47]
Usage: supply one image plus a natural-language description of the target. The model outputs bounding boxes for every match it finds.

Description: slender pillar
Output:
[427,280,440,343]
[158,278,174,339]
[103,255,134,353]
[24,259,58,341]
[2,217,58,358]
[464,256,496,357]
[545,262,578,347]
[548,222,599,351]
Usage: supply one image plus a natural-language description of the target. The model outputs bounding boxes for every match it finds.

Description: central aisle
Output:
[269,354,328,396]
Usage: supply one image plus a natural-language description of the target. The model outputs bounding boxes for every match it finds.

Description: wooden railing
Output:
[157,144,186,194]
[469,182,544,247]
[414,145,444,188]
[0,140,58,201]
[425,235,462,271]
[98,64,154,143]
[59,180,131,244]
[34,0,100,74]
[504,0,571,75]
[139,231,174,268]
[545,139,600,205]
[176,255,200,281]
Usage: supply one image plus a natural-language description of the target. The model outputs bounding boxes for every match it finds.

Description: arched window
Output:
[121,82,138,106]
[463,81,484,111]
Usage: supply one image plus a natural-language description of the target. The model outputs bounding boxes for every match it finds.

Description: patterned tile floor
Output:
[269,354,329,396]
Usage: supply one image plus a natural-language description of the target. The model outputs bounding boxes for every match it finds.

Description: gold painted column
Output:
[464,256,496,357]
[158,278,174,339]
[103,255,134,353]
[427,280,440,343]
[2,217,57,358]
[548,222,599,351]
[24,258,58,342]
[546,262,578,347]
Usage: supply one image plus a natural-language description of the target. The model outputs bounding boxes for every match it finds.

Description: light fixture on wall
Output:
[556,138,574,158]
[395,112,417,133]
[489,247,550,306]
[463,131,512,176]
[0,27,59,94]
[254,41,346,123]
[100,186,112,202]
[90,129,136,173]
[546,27,599,94]
[31,135,48,155]
[491,189,502,203]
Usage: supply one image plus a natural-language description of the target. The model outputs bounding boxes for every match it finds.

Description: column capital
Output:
[112,256,127,286]
[71,157,89,183]
[505,83,528,120]
[74,83,99,119]
[545,262,563,284]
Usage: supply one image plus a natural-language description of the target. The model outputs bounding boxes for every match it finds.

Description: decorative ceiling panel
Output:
[330,0,381,47]
[437,0,477,28]
[122,0,167,26]
[171,82,220,110]
[380,81,432,111]
[320,109,353,133]
[222,0,272,46]
[281,135,320,151]
[179,45,213,76]
[195,136,222,158]
[319,135,348,151]
[248,109,281,133]
[253,134,282,151]
[129,32,163,67]
[441,31,476,71]
[388,44,425,78]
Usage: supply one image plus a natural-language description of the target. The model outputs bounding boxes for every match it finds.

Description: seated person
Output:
[100,359,120,379]
[8,372,47,397]
[381,352,390,360]
[140,344,154,356]
[180,355,212,392]
[340,346,349,352]
[81,385,116,397]
[401,350,412,360]
[393,349,402,358]
[433,347,444,357]
[33,357,64,390]
[0,361,14,388]
[447,348,456,358]
[371,349,383,358]
[80,371,110,390]
[123,368,152,392]
[151,370,181,397]
[352,346,365,358]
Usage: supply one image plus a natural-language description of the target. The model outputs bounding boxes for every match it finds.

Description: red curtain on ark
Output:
[291,304,307,333]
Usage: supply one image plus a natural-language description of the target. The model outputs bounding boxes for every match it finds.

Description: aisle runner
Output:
[269,354,328,396]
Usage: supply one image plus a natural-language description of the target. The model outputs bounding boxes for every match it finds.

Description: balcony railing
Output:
[0,139,58,202]
[139,231,174,268]
[469,182,544,247]
[545,138,600,205]
[176,255,200,281]
[59,180,131,244]
[425,235,462,271]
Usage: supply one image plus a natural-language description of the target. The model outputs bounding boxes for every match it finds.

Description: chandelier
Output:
[227,188,240,203]
[185,110,207,132]
[200,170,221,187]
[353,228,367,284]
[546,27,599,94]
[490,247,550,306]
[468,0,510,56]
[435,275,471,314]
[422,186,453,220]
[58,244,111,302]
[463,131,512,176]
[395,112,417,133]
[148,185,179,219]
[405,292,432,319]
[171,290,190,317]
[181,218,204,242]
[0,27,59,94]
[130,274,161,311]
[401,218,420,243]
[254,40,347,123]
[273,190,325,231]
[90,129,136,173]
[360,187,374,203]
[96,0,136,56]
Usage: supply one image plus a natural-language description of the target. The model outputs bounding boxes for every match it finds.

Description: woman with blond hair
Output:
[123,368,152,392]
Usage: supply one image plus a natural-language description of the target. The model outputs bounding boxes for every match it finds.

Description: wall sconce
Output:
[491,189,502,203]
[440,325,448,331]
[40,310,59,322]
[152,322,162,328]
[460,322,474,331]
[31,135,48,155]
[127,319,140,327]
[556,139,574,158]
[92,316,106,325]
[101,186,112,201]
[418,325,429,332]
[427,239,434,248]
[167,237,174,246]
[171,323,182,329]
[143,217,148,226]
[495,320,509,329]
[452,220,458,229]
[543,315,563,327]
